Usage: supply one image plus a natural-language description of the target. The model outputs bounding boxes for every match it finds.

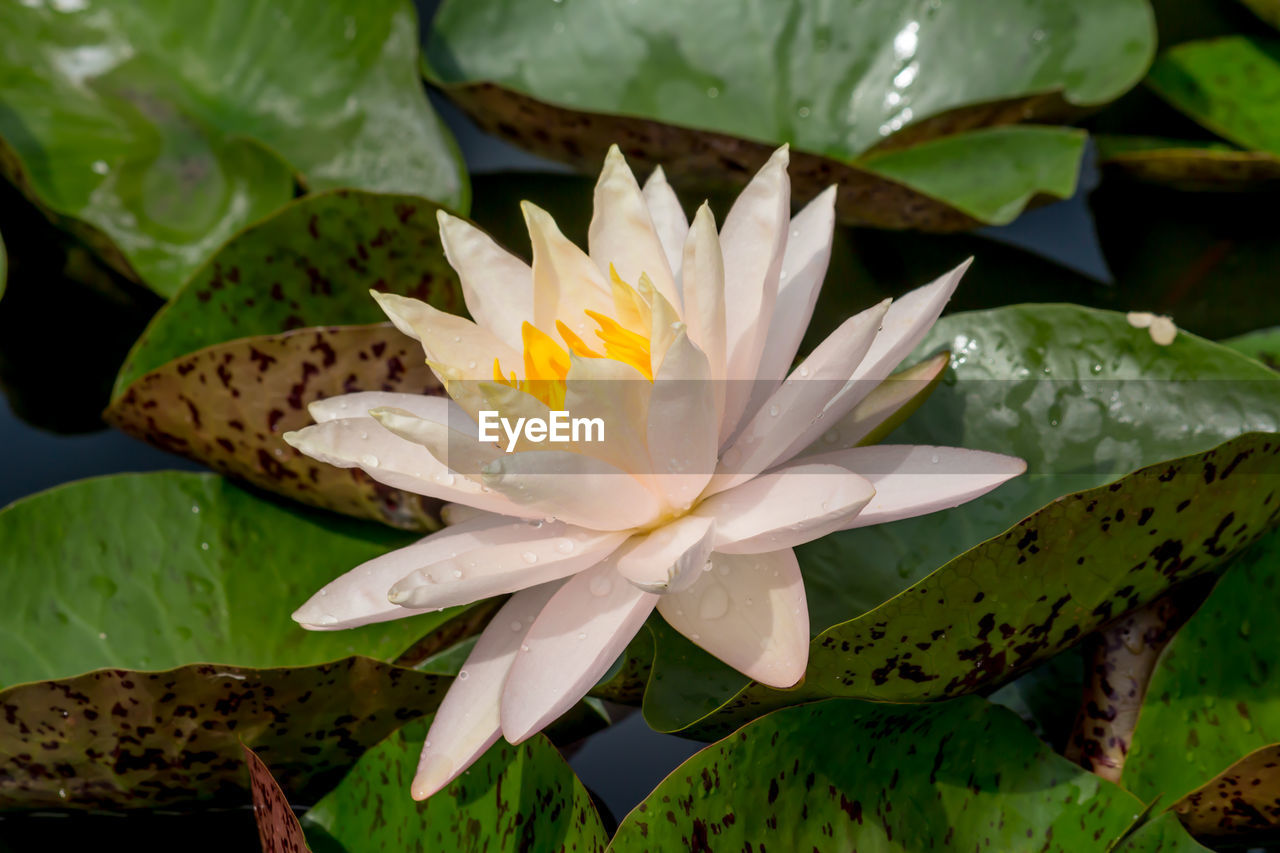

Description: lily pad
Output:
[301,719,608,852]
[610,696,1206,852]
[0,0,465,296]
[112,190,461,399]
[107,324,443,530]
[244,744,311,853]
[1224,326,1280,370]
[1095,135,1280,190]
[1124,527,1280,842]
[0,472,458,809]
[1240,0,1280,29]
[641,305,1280,734]
[425,0,1154,229]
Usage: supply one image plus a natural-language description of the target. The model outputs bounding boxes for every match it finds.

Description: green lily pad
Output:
[1124,526,1280,842]
[107,324,444,530]
[425,0,1153,229]
[1095,134,1280,190]
[112,190,462,400]
[1147,37,1280,158]
[641,305,1280,734]
[301,719,608,852]
[0,0,466,296]
[0,472,459,809]
[1224,326,1280,370]
[611,696,1206,852]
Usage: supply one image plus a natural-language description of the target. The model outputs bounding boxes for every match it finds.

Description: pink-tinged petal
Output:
[522,201,615,337]
[710,299,890,494]
[437,210,533,350]
[646,331,718,509]
[795,353,950,457]
[369,407,500,480]
[387,525,626,610]
[718,146,790,446]
[805,445,1026,529]
[695,464,874,554]
[439,502,499,526]
[777,260,970,464]
[500,558,657,743]
[308,391,453,424]
[642,165,688,281]
[411,581,561,799]
[281,418,538,519]
[679,205,726,418]
[753,185,837,386]
[657,549,808,688]
[371,291,519,382]
[292,515,548,630]
[589,146,681,311]
[448,381,553,452]
[481,451,664,531]
[616,514,716,593]
[563,354,653,479]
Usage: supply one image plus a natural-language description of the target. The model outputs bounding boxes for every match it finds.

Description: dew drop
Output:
[91,160,109,175]
[452,569,463,579]
[576,632,587,641]
[510,620,524,632]
[200,542,209,551]
[768,404,780,417]
[361,454,380,467]
[822,429,839,444]
[453,335,462,343]
[798,365,810,378]
[457,669,470,681]
[190,504,200,514]
[589,574,613,597]
[706,86,719,98]
[98,632,108,640]
[930,453,940,464]
[319,589,328,597]
[520,643,530,652]
[702,559,714,573]
[522,551,539,564]
[556,539,574,554]
[359,431,369,440]
[529,519,545,528]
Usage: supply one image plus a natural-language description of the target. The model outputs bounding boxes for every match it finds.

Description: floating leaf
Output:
[1239,0,1280,29]
[301,719,608,852]
[641,306,1280,734]
[1124,527,1280,842]
[1224,326,1280,370]
[0,472,458,809]
[1095,135,1280,190]
[0,0,466,296]
[112,190,461,399]
[107,324,443,530]
[611,697,1206,851]
[425,0,1154,229]
[244,744,312,853]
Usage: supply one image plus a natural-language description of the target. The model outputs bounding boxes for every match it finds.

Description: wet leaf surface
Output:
[0,472,458,808]
[0,0,465,296]
[113,190,461,399]
[611,696,1207,852]
[642,306,1280,734]
[107,324,443,530]
[302,719,608,852]
[244,743,311,853]
[426,0,1154,229]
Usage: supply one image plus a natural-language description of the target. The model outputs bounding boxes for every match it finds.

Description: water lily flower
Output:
[283,144,1025,800]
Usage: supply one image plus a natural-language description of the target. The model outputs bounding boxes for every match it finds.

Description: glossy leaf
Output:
[302,719,608,852]
[107,324,443,530]
[611,696,1205,852]
[1124,527,1280,841]
[426,0,1154,229]
[112,190,461,399]
[1095,135,1280,190]
[0,0,465,296]
[244,744,312,853]
[642,305,1280,734]
[1224,326,1280,370]
[0,472,458,808]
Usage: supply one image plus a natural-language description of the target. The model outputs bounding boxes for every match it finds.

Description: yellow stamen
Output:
[609,264,651,332]
[556,320,602,359]
[585,310,653,380]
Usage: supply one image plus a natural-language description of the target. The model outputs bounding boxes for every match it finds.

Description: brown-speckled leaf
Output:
[244,743,312,853]
[107,324,442,530]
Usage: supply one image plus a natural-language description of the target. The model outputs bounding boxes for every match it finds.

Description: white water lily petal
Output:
[282,418,536,519]
[387,526,626,610]
[795,353,949,457]
[711,298,890,493]
[307,391,452,424]
[657,549,808,689]
[371,291,518,382]
[718,146,790,445]
[563,353,653,478]
[292,515,550,630]
[482,451,664,531]
[642,274,683,375]
[753,185,837,386]
[696,464,875,554]
[437,211,533,350]
[679,205,726,418]
[616,514,717,593]
[523,201,615,337]
[500,558,657,743]
[369,407,500,479]
[411,581,561,800]
[439,502,499,527]
[805,445,1026,529]
[590,146,680,311]
[646,331,718,509]
[776,260,970,464]
[642,165,688,282]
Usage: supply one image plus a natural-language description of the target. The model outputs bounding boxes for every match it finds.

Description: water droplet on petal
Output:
[510,620,524,632]
[522,551,539,564]
[576,632,587,641]
[452,569,463,579]
[361,454,380,467]
[359,431,369,440]
[457,669,469,681]
[768,404,780,417]
[556,539,574,554]
[520,643,530,652]
[589,574,613,597]
[798,365,810,378]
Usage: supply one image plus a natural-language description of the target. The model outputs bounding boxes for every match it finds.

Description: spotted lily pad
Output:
[244,744,311,853]
[610,697,1207,852]
[641,305,1280,734]
[0,0,465,296]
[1123,527,1280,842]
[425,0,1154,229]
[112,190,461,399]
[1095,135,1280,190]
[107,324,443,530]
[300,719,608,852]
[0,472,460,809]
